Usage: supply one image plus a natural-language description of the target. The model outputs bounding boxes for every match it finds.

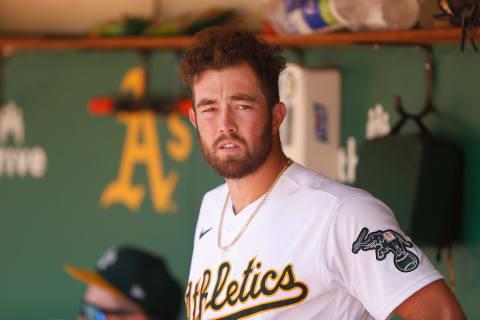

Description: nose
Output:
[217,107,237,134]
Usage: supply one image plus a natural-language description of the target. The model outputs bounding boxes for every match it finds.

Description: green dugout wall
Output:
[0,45,479,319]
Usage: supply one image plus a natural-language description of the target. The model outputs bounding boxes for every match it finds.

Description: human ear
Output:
[188,107,197,129]
[272,102,287,133]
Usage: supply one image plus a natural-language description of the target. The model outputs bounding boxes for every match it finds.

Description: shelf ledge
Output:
[0,28,478,52]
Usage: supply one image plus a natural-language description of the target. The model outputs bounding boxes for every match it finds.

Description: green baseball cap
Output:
[65,245,182,319]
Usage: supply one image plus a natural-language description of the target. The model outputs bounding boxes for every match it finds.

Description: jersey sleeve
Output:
[322,194,443,320]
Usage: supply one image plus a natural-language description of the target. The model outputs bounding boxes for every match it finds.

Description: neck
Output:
[225,146,289,214]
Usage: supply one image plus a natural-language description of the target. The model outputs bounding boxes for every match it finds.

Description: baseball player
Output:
[179,27,466,319]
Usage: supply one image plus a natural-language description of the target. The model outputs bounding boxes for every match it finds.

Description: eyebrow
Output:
[195,94,257,109]
[230,94,257,102]
[196,98,216,109]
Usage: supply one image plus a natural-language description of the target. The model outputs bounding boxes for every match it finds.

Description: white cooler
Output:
[279,63,341,180]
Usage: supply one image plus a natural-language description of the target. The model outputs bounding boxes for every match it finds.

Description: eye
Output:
[238,105,251,110]
[201,107,216,113]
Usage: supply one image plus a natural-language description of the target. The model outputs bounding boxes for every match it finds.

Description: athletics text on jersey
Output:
[185,257,308,320]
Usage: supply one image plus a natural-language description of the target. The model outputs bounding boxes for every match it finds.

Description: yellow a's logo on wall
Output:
[100,67,192,213]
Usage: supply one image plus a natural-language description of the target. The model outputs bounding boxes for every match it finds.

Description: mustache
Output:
[213,133,246,148]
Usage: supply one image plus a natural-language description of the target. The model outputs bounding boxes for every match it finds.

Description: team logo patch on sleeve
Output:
[352,227,419,272]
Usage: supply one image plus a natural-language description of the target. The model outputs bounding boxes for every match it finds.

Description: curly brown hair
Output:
[179,26,286,109]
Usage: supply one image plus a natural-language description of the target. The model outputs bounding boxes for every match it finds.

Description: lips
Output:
[219,142,239,150]
[214,135,245,150]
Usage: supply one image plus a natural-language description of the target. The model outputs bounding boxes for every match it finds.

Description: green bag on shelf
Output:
[355,134,463,248]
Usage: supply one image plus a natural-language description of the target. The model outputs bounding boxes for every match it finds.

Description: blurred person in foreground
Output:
[65,245,182,320]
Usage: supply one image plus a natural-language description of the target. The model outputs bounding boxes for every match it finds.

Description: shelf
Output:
[0,28,478,52]
[263,27,480,46]
[0,36,193,52]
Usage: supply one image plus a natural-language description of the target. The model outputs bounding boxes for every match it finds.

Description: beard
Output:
[196,115,273,179]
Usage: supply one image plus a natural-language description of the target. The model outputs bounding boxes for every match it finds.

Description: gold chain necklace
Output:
[217,159,292,250]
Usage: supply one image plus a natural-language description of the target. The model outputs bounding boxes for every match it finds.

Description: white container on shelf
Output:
[279,63,341,180]
[263,0,420,34]
[332,0,420,31]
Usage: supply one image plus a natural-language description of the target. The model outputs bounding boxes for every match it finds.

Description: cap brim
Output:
[64,264,124,297]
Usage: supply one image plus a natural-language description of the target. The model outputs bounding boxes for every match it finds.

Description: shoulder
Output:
[197,183,228,219]
[284,163,397,234]
[284,162,373,204]
[202,183,228,203]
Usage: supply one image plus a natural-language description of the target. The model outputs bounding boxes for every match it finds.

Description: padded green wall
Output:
[0,44,479,319]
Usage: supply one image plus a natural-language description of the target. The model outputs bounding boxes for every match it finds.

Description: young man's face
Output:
[189,63,275,179]
[79,285,146,320]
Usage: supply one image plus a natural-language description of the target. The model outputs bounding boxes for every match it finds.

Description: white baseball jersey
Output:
[186,162,442,320]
